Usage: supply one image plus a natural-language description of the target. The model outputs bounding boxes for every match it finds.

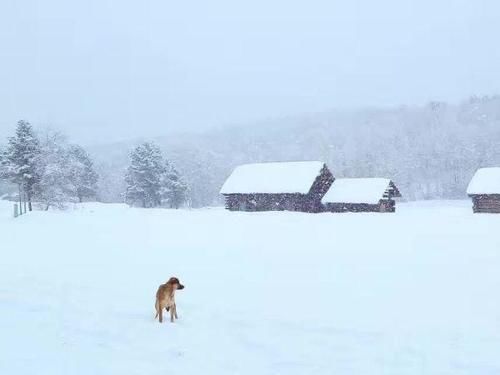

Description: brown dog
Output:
[154,277,185,323]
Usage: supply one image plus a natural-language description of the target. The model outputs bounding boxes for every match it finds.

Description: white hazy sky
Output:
[1,0,499,143]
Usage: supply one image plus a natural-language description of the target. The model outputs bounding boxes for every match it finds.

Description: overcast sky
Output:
[1,0,499,143]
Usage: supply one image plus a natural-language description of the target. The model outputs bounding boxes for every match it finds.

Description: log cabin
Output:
[220,161,334,212]
[467,167,500,213]
[322,178,401,213]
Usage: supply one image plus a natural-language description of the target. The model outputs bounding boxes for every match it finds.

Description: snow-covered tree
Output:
[2,121,41,211]
[161,160,189,209]
[0,148,13,197]
[67,145,99,202]
[0,147,7,180]
[34,131,74,210]
[125,142,165,207]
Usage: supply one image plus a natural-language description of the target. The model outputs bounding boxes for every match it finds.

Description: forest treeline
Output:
[2,95,500,207]
[92,95,500,206]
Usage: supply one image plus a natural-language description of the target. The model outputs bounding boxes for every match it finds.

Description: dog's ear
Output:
[167,277,179,284]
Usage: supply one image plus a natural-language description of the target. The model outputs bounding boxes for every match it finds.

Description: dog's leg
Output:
[154,300,159,320]
[170,305,175,323]
[174,304,178,320]
[158,304,163,323]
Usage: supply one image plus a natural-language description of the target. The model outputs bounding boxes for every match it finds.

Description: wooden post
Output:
[14,204,19,218]
[18,184,23,215]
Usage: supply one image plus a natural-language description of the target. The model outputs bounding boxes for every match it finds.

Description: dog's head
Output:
[167,277,185,290]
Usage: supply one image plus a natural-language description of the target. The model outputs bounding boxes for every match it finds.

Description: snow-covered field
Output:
[1,200,500,374]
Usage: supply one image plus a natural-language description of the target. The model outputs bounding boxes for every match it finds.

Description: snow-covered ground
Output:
[1,200,500,374]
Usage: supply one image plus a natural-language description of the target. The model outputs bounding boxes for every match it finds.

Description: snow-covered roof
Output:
[220,161,326,194]
[322,178,397,204]
[467,168,500,195]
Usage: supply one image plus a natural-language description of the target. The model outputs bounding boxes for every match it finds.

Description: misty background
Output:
[1,0,500,206]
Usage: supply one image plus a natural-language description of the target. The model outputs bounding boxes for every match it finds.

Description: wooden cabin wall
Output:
[224,193,323,213]
[471,195,500,213]
[222,165,334,213]
[324,203,380,213]
[323,199,396,213]
[379,200,396,212]
[225,195,398,213]
[309,166,335,200]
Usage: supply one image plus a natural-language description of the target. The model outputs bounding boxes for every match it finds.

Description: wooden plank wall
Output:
[472,195,500,213]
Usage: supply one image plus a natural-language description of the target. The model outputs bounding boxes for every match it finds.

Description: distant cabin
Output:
[322,178,401,213]
[467,168,500,213]
[220,161,334,212]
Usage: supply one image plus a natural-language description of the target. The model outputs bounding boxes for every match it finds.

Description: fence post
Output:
[18,184,23,215]
[14,204,19,218]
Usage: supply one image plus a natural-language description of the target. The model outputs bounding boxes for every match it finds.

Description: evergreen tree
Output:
[0,147,7,179]
[161,160,189,209]
[0,148,12,197]
[125,142,165,207]
[67,145,99,202]
[3,121,41,211]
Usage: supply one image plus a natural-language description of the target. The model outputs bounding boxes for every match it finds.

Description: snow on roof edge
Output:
[322,178,395,204]
[467,167,500,195]
[220,161,327,195]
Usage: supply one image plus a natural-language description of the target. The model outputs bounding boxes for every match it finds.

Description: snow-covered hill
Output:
[1,201,500,374]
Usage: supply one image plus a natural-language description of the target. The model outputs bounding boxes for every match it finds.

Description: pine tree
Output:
[0,147,7,180]
[67,145,99,202]
[0,148,11,196]
[3,120,41,211]
[125,142,165,207]
[161,160,188,209]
